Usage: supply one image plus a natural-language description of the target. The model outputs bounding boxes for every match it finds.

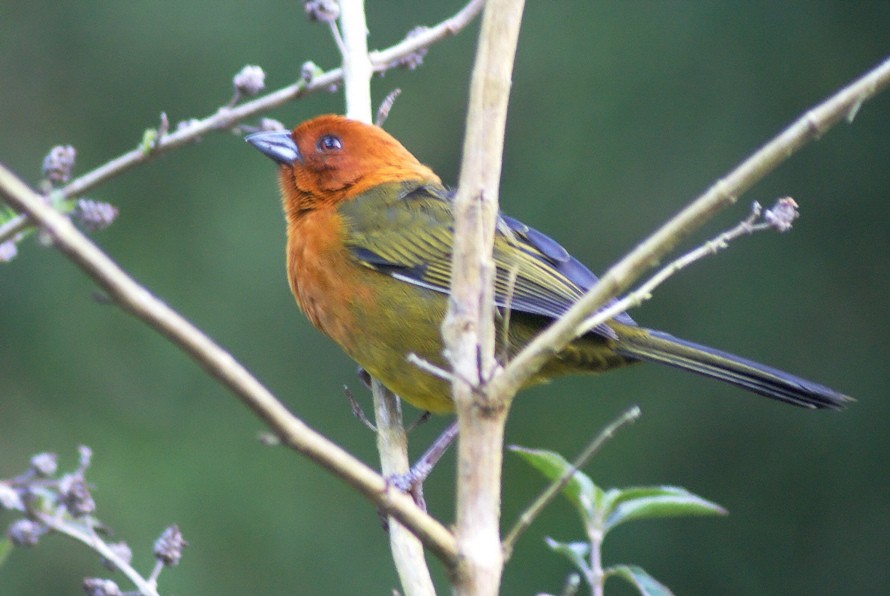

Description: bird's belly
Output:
[294,259,454,411]
[342,277,454,413]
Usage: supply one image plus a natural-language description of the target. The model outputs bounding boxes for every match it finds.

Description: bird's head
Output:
[246,114,440,213]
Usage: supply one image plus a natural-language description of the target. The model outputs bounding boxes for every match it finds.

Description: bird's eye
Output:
[317,134,343,152]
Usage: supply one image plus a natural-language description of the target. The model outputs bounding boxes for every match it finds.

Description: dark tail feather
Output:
[615,328,853,410]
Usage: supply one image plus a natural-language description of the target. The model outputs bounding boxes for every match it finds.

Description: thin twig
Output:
[0,213,29,245]
[501,406,641,560]
[376,88,403,127]
[574,198,789,337]
[0,163,459,567]
[370,0,486,72]
[40,0,484,203]
[407,352,456,383]
[491,56,890,402]
[1,2,485,248]
[409,421,459,488]
[34,511,159,596]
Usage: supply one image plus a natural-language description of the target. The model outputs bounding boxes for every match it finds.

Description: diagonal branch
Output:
[52,0,485,203]
[491,55,890,401]
[1,1,485,247]
[0,162,458,568]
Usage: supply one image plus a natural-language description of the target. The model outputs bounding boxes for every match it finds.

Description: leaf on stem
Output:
[510,446,601,522]
[543,537,591,576]
[602,486,727,534]
[605,564,674,596]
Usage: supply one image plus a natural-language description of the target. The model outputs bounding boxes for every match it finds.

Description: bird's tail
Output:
[614,327,852,410]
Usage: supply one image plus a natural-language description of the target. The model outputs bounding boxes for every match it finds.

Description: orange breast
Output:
[286,208,373,355]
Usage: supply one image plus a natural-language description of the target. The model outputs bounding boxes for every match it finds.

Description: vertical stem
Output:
[338,2,436,592]
[338,0,374,123]
[590,525,604,596]
[446,1,525,594]
[372,379,436,596]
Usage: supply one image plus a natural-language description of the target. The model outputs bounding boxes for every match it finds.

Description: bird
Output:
[246,115,851,414]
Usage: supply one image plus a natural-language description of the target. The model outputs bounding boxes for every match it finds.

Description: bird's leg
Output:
[405,410,432,432]
[356,366,373,390]
[387,420,459,510]
[343,378,376,432]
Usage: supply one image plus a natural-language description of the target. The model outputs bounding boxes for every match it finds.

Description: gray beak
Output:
[245,130,302,165]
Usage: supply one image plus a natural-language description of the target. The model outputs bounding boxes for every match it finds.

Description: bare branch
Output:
[338,0,374,122]
[574,198,798,337]
[0,163,458,567]
[370,0,486,73]
[492,56,890,401]
[35,510,159,596]
[1,2,486,248]
[446,1,526,594]
[338,1,436,592]
[376,88,403,127]
[41,0,484,203]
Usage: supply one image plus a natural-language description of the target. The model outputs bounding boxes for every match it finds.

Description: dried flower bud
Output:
[30,452,58,477]
[398,27,429,70]
[154,524,187,566]
[0,240,18,263]
[259,118,286,132]
[74,200,119,232]
[82,578,122,596]
[0,483,24,510]
[60,475,96,517]
[304,0,339,22]
[7,518,44,547]
[102,541,133,571]
[42,145,77,184]
[233,65,266,97]
[764,197,799,232]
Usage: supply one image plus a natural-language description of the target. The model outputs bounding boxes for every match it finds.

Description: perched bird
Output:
[246,115,850,414]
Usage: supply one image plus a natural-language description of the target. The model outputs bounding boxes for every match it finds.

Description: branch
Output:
[337,2,436,593]
[575,198,800,337]
[491,55,890,401]
[34,0,484,204]
[370,379,436,596]
[446,1,526,594]
[0,1,486,249]
[34,511,159,596]
[370,0,486,73]
[338,0,374,123]
[0,163,458,568]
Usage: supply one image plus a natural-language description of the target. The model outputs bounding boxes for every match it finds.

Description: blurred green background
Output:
[2,1,889,594]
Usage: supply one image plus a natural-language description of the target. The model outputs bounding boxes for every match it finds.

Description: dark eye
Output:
[317,134,342,152]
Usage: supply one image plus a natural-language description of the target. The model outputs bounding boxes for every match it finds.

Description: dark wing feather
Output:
[339,181,635,334]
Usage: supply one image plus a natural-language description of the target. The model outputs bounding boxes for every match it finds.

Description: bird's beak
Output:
[245,130,302,165]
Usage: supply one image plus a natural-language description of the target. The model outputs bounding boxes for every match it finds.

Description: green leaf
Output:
[604,485,727,534]
[544,536,591,575]
[511,445,601,521]
[606,564,674,596]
